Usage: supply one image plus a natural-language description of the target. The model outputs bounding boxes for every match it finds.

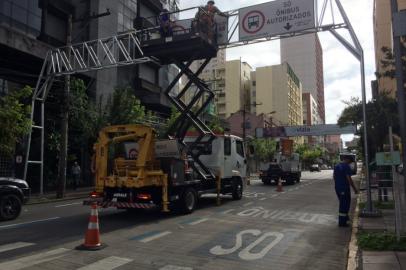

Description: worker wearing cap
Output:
[158,9,172,37]
[333,156,359,227]
[195,1,227,40]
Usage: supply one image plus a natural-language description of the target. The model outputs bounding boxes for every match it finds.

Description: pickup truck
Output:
[0,178,30,221]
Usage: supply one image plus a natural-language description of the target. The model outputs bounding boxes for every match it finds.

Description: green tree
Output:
[105,87,146,125]
[337,93,399,162]
[249,138,277,162]
[0,86,32,156]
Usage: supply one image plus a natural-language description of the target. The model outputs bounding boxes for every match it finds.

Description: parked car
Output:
[310,164,321,172]
[0,178,30,221]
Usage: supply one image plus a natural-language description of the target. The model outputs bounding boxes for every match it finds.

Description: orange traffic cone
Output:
[76,203,105,250]
[276,178,283,192]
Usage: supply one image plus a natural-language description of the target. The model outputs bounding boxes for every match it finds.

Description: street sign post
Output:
[239,0,315,41]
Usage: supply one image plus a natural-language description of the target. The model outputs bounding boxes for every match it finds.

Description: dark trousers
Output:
[335,189,351,226]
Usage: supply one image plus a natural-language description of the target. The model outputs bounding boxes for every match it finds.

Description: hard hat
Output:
[207,1,215,4]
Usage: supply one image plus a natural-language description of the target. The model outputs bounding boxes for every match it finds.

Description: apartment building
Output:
[280,33,325,123]
[251,62,303,127]
[373,0,406,98]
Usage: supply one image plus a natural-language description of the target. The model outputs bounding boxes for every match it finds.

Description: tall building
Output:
[252,62,303,127]
[90,0,180,115]
[373,0,406,98]
[223,59,252,119]
[280,33,325,123]
[302,93,321,126]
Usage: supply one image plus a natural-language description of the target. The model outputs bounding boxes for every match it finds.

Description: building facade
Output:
[280,33,325,123]
[252,62,303,127]
[222,59,252,119]
[373,0,406,98]
[0,0,179,115]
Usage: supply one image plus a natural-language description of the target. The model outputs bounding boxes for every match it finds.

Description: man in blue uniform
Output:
[333,157,359,227]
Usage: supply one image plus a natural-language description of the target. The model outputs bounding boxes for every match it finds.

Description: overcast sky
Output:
[179,0,375,133]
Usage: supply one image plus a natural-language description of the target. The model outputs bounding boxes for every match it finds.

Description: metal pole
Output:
[360,50,374,214]
[390,126,402,241]
[40,101,45,195]
[391,0,406,183]
[57,14,72,198]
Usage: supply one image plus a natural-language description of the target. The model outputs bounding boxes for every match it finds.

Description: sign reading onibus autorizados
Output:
[239,0,315,41]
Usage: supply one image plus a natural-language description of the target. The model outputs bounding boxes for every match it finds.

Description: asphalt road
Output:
[0,170,355,270]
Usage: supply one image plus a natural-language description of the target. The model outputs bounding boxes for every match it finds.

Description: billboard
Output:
[239,0,315,41]
[256,124,356,138]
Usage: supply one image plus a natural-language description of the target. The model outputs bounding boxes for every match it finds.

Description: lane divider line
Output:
[55,202,82,208]
[0,242,35,254]
[243,202,254,207]
[0,217,61,230]
[130,231,172,243]
[188,218,209,226]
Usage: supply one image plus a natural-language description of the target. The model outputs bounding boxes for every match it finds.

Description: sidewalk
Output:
[27,187,93,205]
[356,174,406,270]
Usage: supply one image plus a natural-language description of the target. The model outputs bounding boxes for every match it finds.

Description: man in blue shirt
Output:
[333,157,359,227]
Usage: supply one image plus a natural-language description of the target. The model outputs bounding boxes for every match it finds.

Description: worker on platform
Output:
[333,156,359,227]
[158,9,172,37]
[195,1,227,40]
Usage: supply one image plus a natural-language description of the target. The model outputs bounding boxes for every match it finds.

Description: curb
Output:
[27,193,89,205]
[347,188,362,270]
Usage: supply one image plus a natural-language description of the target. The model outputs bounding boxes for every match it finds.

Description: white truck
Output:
[260,152,301,185]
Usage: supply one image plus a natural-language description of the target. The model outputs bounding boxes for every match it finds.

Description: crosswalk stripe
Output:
[77,256,133,270]
[0,248,69,270]
[0,242,35,253]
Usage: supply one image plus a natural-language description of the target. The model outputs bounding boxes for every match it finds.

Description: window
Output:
[224,138,231,156]
[252,81,256,86]
[236,140,245,158]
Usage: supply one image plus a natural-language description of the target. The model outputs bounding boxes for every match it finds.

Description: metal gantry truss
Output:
[24,0,368,195]
[24,30,158,193]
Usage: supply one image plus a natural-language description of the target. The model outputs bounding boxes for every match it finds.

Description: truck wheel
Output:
[232,178,243,200]
[180,188,197,214]
[0,194,22,221]
[286,178,295,185]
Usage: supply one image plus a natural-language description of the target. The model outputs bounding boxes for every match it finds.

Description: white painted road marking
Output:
[0,248,69,270]
[0,242,35,253]
[188,218,209,226]
[259,198,267,201]
[77,256,133,270]
[210,229,284,261]
[140,231,172,243]
[160,265,193,270]
[243,202,254,207]
[55,202,81,208]
[0,217,61,230]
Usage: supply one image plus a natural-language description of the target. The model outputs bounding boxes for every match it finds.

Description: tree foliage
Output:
[249,138,277,162]
[0,86,32,156]
[105,87,146,125]
[337,93,399,162]
[294,144,325,166]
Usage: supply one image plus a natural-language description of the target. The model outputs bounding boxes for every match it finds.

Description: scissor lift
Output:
[140,21,219,182]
